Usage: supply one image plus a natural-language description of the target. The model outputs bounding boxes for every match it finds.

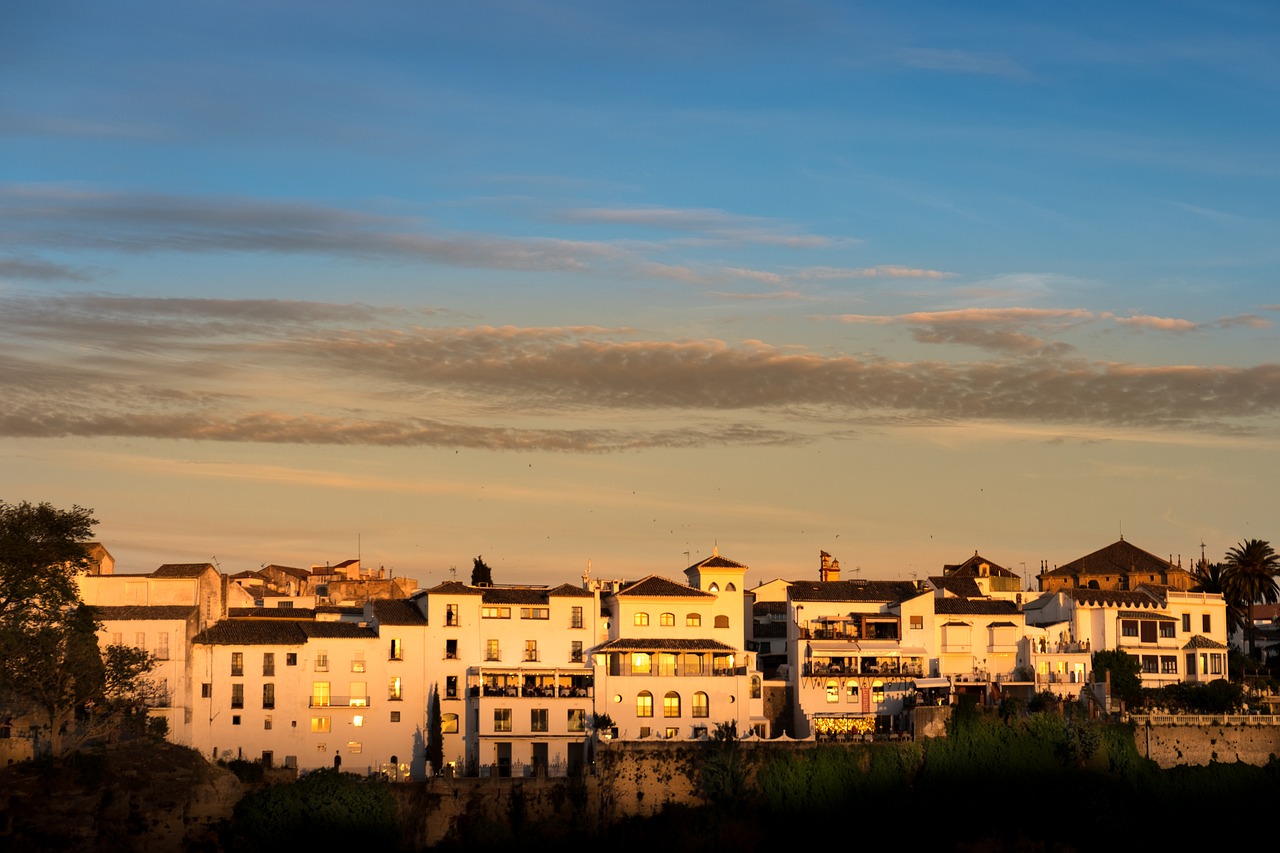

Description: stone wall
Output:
[1134,722,1280,768]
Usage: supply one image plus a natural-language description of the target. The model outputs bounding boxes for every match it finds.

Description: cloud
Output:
[555,205,851,248]
[3,295,1277,452]
[1111,314,1198,333]
[893,47,1031,80]
[0,256,90,283]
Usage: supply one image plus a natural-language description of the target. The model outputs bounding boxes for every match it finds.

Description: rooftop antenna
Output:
[211,556,221,571]
[449,565,457,581]
[358,533,362,562]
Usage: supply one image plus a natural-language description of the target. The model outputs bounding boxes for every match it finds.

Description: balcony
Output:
[309,696,371,708]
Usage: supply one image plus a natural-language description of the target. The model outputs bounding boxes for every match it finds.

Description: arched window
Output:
[637,691,653,718]
[714,615,730,629]
[660,612,675,627]
[708,582,720,592]
[750,676,761,699]
[872,680,884,702]
[846,682,859,702]
[664,691,681,717]
[826,680,839,703]
[726,582,736,592]
[686,613,702,627]
[634,612,649,626]
[692,692,709,718]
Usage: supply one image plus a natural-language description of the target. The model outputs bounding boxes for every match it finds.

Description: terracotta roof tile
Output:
[371,600,427,625]
[617,576,714,598]
[930,577,983,598]
[788,580,919,603]
[91,605,197,621]
[194,621,307,645]
[227,607,316,619]
[596,638,739,652]
[1183,634,1228,649]
[934,599,1021,615]
[151,563,216,578]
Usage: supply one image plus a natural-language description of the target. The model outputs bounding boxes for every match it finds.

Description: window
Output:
[263,683,275,709]
[639,726,651,739]
[390,711,401,723]
[846,682,859,702]
[445,639,458,659]
[1203,614,1211,633]
[726,583,736,592]
[750,676,761,699]
[155,633,169,660]
[350,682,367,706]
[1159,622,1176,639]
[353,715,364,727]
[1121,621,1138,638]
[872,680,885,702]
[446,675,458,699]
[660,612,675,627]
[351,652,365,672]
[136,631,146,648]
[231,684,244,709]
[826,680,839,703]
[714,615,730,629]
[311,717,331,733]
[571,606,584,629]
[442,713,458,733]
[634,612,649,626]
[347,742,362,754]
[631,652,651,674]
[1210,654,1224,675]
[521,607,549,620]
[485,640,501,661]
[910,615,924,630]
[684,653,704,675]
[664,692,681,717]
[389,677,403,701]
[264,716,272,730]
[494,708,512,732]
[692,692,708,718]
[687,613,701,627]
[263,653,275,676]
[286,653,297,666]
[231,652,244,677]
[312,682,330,707]
[446,604,459,626]
[708,582,719,592]
[665,727,679,739]
[1141,655,1159,673]
[531,709,549,732]
[232,715,241,726]
[693,725,708,739]
[1140,621,1157,643]
[637,691,653,718]
[568,709,586,732]
[570,641,583,663]
[111,632,122,646]
[1161,656,1178,674]
[315,652,329,672]
[1182,614,1191,632]
[482,606,511,619]
[657,653,677,677]
[525,640,538,662]
[390,639,403,661]
[201,683,211,698]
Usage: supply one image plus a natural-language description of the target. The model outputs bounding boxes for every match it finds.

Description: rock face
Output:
[0,740,243,852]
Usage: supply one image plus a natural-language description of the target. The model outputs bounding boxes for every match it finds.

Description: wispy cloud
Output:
[0,256,90,283]
[555,206,850,248]
[893,47,1031,80]
[2,295,1277,451]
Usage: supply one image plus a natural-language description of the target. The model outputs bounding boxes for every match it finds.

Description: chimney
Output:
[820,551,840,582]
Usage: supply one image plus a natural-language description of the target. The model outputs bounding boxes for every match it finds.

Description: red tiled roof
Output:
[617,576,714,598]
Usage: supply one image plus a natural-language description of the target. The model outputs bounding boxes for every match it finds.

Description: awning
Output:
[912,677,951,689]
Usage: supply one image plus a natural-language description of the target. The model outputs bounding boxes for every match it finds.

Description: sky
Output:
[2,0,1278,589]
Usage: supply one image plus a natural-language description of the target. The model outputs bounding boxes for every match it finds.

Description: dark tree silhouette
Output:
[1223,539,1280,655]
[471,555,493,586]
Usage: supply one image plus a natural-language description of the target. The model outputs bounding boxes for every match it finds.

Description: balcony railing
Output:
[309,696,371,708]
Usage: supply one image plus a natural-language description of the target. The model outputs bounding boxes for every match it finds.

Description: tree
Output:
[426,684,443,775]
[471,555,493,586]
[0,500,155,757]
[1190,560,1247,637]
[1092,649,1142,707]
[1223,539,1280,655]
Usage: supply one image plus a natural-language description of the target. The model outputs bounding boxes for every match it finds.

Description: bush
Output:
[233,768,397,849]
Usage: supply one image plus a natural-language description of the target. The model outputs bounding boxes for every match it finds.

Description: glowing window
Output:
[637,691,653,718]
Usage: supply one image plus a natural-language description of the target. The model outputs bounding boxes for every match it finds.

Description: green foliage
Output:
[591,712,615,731]
[426,684,443,774]
[1093,649,1143,705]
[470,555,493,586]
[233,769,398,849]
[1137,680,1245,713]
[0,500,96,625]
[699,721,745,805]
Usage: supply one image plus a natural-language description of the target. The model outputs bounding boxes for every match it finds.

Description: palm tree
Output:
[1191,560,1247,638]
[1223,539,1280,655]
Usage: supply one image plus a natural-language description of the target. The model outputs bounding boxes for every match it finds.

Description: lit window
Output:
[570,641,583,663]
[311,717,331,733]
[637,691,653,718]
[665,727,679,739]
[525,640,538,662]
[684,653,704,674]
[531,709,549,732]
[312,682,330,707]
[389,639,403,661]
[351,652,365,672]
[634,612,649,626]
[482,606,511,619]
[446,604,459,626]
[664,692,681,718]
[660,613,675,627]
[708,583,719,592]
[353,715,364,727]
[687,613,701,627]
[231,652,244,677]
[389,677,403,701]
[750,676,761,699]
[846,682,859,702]
[571,606,584,629]
[692,692,708,718]
[347,742,362,754]
[657,653,677,676]
[910,615,924,630]
[872,680,884,702]
[631,653,651,674]
[826,680,838,703]
[568,709,586,732]
[520,607,549,620]
[442,713,458,733]
[485,640,500,661]
[494,708,512,732]
[350,683,367,706]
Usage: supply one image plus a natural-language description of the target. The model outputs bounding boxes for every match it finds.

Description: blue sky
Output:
[2,1,1277,586]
